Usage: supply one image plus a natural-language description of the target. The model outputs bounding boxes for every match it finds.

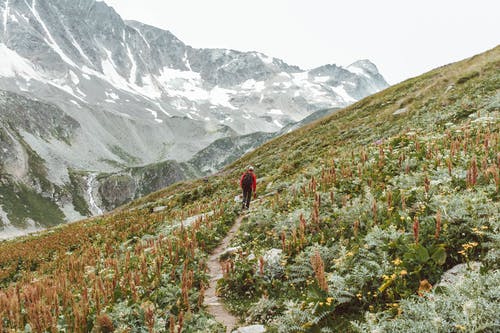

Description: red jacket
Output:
[240,171,257,192]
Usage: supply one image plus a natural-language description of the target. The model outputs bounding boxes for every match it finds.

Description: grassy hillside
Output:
[0,46,498,332]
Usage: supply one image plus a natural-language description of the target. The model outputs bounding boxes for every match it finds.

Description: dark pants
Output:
[242,187,252,209]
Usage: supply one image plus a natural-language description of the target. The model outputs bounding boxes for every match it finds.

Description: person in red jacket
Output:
[240,165,257,210]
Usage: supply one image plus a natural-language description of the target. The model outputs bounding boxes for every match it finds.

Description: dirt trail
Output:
[204,215,245,333]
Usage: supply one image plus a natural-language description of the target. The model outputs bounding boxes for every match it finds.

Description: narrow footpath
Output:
[204,215,245,333]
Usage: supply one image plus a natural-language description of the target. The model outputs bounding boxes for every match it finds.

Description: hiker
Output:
[240,165,257,210]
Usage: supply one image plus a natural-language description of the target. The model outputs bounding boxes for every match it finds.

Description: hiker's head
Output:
[247,165,254,172]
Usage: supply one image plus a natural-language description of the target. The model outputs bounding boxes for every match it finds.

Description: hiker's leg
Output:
[245,189,251,208]
[242,189,250,210]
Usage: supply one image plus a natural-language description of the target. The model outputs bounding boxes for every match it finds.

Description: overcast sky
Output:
[103,0,499,84]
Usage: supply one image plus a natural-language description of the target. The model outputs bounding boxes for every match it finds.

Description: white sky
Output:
[103,0,499,84]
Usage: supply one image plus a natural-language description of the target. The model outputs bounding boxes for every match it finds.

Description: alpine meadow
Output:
[0,43,499,333]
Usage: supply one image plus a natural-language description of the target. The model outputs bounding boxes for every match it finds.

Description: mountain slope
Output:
[0,45,496,333]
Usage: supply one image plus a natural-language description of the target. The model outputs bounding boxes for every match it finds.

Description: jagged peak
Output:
[347,59,380,75]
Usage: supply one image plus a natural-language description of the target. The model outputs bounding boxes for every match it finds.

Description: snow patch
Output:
[183,50,192,71]
[241,79,256,90]
[347,65,370,78]
[3,0,9,35]
[70,100,81,108]
[273,119,283,128]
[268,109,283,115]
[158,66,201,81]
[105,91,119,100]
[154,102,171,117]
[314,76,330,83]
[241,79,265,92]
[292,71,309,82]
[158,66,209,101]
[278,72,292,79]
[126,45,137,83]
[69,70,79,85]
[331,85,356,103]
[254,81,265,92]
[0,43,40,78]
[256,52,273,65]
[145,108,163,123]
[210,86,237,109]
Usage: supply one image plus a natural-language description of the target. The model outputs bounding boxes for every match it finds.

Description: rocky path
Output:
[204,215,245,333]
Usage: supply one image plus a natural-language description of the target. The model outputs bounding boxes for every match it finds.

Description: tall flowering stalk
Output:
[413,216,420,245]
[311,251,328,292]
[435,211,442,239]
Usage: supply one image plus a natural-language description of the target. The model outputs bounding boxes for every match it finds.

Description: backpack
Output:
[242,172,253,190]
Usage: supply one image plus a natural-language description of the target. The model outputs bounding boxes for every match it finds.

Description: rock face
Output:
[0,0,388,238]
[96,160,187,211]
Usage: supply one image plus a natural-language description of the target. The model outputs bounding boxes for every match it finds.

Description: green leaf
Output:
[431,247,447,265]
[415,244,430,263]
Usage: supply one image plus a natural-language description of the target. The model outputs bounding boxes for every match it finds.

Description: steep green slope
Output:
[0,46,498,332]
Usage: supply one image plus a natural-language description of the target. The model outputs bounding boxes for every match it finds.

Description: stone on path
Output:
[232,325,266,333]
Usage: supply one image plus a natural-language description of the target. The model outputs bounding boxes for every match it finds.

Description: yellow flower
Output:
[400,270,408,276]
[392,258,402,266]
[326,297,334,303]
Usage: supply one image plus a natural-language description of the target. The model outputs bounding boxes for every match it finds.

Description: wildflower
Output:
[418,279,432,296]
[392,258,402,266]
[400,269,408,276]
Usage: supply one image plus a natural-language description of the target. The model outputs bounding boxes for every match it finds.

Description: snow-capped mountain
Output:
[0,0,388,238]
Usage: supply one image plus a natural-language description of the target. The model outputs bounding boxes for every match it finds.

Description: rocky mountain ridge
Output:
[0,0,388,238]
